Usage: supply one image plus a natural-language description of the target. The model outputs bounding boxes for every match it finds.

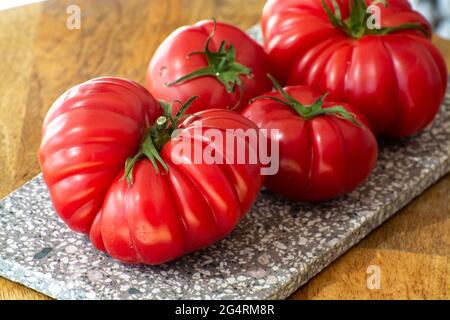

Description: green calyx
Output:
[252,74,361,126]
[123,96,198,185]
[321,0,427,39]
[166,18,252,104]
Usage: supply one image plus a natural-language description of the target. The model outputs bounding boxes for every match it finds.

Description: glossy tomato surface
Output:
[241,85,378,201]
[39,78,263,265]
[148,20,272,114]
[262,0,448,137]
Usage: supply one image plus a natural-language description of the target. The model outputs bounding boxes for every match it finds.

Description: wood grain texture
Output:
[0,0,448,300]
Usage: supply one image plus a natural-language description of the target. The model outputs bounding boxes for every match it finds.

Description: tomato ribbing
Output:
[123,96,198,184]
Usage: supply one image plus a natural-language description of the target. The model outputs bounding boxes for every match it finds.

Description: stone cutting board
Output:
[0,26,449,300]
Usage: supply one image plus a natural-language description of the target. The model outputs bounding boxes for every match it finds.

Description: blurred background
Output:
[410,0,450,39]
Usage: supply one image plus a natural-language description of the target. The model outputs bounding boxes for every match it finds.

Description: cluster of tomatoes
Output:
[39,0,447,264]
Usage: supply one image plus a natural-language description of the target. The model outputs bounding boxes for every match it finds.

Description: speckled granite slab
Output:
[1,27,450,300]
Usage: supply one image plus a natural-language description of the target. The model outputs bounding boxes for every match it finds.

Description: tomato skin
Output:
[262,0,447,137]
[39,78,264,265]
[39,77,161,234]
[241,85,378,201]
[147,20,272,114]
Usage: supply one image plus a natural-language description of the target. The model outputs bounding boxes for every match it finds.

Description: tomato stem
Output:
[251,74,361,126]
[166,18,252,108]
[122,96,198,185]
[321,0,428,39]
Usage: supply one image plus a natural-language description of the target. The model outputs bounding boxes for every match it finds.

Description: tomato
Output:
[241,76,378,201]
[39,77,264,264]
[147,19,272,115]
[262,0,448,137]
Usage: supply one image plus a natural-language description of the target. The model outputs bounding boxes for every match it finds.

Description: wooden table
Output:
[0,0,448,300]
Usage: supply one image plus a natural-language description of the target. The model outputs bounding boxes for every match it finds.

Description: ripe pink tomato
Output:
[262,0,447,137]
[241,76,378,201]
[39,77,263,264]
[147,19,272,114]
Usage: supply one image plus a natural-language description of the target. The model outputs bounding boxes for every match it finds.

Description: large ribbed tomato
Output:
[241,76,378,201]
[39,77,263,264]
[262,0,447,137]
[147,19,272,114]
